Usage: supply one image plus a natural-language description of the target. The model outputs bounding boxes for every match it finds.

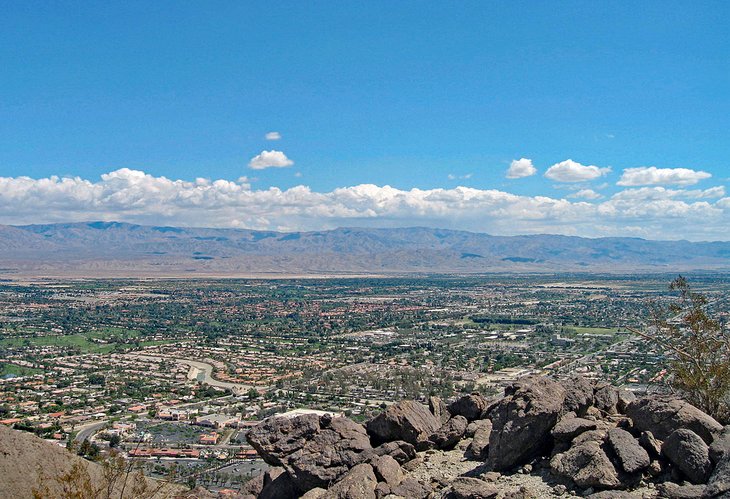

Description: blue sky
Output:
[1,1,729,239]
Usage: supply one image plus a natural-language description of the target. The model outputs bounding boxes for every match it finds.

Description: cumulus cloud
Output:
[617,166,712,186]
[545,159,611,183]
[248,150,293,169]
[506,158,537,179]
[265,131,281,140]
[568,189,602,200]
[0,169,727,240]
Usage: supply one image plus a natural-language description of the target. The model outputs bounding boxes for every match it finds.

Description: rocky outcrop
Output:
[247,413,373,492]
[626,395,723,444]
[244,375,730,498]
[366,399,441,449]
[488,376,567,471]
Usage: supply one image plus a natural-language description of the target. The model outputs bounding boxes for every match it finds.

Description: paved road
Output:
[74,420,108,442]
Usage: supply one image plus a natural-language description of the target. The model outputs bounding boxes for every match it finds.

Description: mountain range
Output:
[0,222,728,277]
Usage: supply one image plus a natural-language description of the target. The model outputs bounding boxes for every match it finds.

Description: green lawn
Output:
[0,363,44,377]
[568,326,617,335]
[0,334,175,353]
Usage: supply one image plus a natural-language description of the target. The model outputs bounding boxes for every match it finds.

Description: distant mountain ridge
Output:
[1,221,729,276]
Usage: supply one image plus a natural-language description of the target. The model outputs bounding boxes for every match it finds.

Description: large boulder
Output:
[429,396,451,425]
[661,428,713,484]
[430,415,468,450]
[247,413,373,492]
[369,454,403,487]
[606,428,650,474]
[638,431,662,458]
[593,383,620,415]
[706,454,730,497]
[447,477,499,499]
[372,440,416,465]
[488,376,567,471]
[550,440,621,489]
[258,467,299,499]
[322,463,377,499]
[467,419,493,459]
[625,396,722,444]
[560,375,595,416]
[384,478,431,498]
[551,414,598,443]
[366,400,441,449]
[710,425,730,464]
[448,394,490,422]
[655,483,708,499]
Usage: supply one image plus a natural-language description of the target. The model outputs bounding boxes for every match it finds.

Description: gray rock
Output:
[369,455,403,486]
[390,478,431,498]
[301,489,327,499]
[429,396,451,425]
[247,413,373,492]
[560,375,595,416]
[655,482,708,499]
[553,484,567,496]
[373,440,416,465]
[572,429,609,446]
[488,376,567,471]
[593,383,620,415]
[586,492,634,499]
[367,400,441,449]
[662,428,713,484]
[448,394,490,422]
[430,415,468,450]
[259,467,298,499]
[447,477,499,499]
[464,419,492,438]
[638,430,662,458]
[241,472,265,496]
[552,415,598,442]
[606,428,650,474]
[626,395,722,444]
[706,454,730,497]
[615,389,636,414]
[710,426,730,464]
[550,440,621,489]
[323,463,377,499]
[467,419,493,459]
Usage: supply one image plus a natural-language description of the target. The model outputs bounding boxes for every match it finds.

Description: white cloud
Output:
[617,166,712,186]
[448,173,472,180]
[544,159,611,183]
[506,158,537,179]
[265,131,281,140]
[0,169,727,240]
[249,150,294,170]
[568,189,602,200]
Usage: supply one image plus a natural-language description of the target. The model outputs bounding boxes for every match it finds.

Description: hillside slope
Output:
[0,425,179,498]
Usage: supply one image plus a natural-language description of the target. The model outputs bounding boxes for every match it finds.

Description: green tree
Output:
[631,276,730,422]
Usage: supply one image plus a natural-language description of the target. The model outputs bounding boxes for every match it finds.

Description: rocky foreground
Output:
[241,376,730,499]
